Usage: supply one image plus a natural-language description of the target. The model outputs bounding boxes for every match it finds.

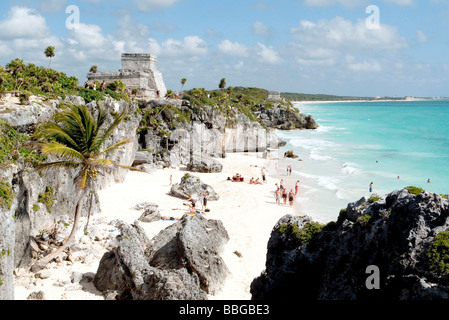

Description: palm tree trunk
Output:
[30,189,87,272]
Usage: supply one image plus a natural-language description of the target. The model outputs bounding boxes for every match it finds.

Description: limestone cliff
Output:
[251,188,449,300]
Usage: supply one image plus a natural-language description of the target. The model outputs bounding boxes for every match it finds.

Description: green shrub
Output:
[427,231,449,274]
[368,195,381,203]
[38,186,55,213]
[406,186,425,196]
[279,221,324,245]
[0,179,13,210]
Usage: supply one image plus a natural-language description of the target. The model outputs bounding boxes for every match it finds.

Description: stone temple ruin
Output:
[87,53,167,99]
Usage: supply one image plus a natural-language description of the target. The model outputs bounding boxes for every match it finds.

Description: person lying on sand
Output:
[255,178,263,185]
[161,216,180,221]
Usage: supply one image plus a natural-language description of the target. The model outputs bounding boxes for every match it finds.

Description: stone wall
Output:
[87,53,167,99]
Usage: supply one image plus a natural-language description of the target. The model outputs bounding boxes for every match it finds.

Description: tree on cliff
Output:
[180,78,187,92]
[219,78,226,89]
[30,104,138,272]
[44,46,55,68]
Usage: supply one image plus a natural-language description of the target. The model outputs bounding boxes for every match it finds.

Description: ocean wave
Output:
[342,162,358,175]
[289,137,338,150]
[316,176,338,191]
[310,150,332,161]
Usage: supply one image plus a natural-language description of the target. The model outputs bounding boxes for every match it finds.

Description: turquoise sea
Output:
[274,99,449,223]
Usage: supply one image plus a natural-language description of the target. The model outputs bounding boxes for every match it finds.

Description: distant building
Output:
[405,96,414,101]
[87,53,167,99]
[267,91,281,101]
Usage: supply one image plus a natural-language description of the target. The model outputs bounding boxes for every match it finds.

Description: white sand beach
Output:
[14,152,299,300]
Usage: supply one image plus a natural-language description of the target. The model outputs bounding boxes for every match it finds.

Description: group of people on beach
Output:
[183,193,208,215]
[274,179,300,206]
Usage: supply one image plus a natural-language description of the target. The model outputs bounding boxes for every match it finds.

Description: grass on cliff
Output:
[428,230,449,275]
[279,221,324,245]
[0,58,129,104]
[0,119,47,167]
[182,86,296,127]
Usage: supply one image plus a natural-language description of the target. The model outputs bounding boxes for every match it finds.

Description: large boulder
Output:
[169,174,219,201]
[251,188,449,300]
[145,214,230,295]
[187,155,223,173]
[93,219,207,300]
[94,214,230,299]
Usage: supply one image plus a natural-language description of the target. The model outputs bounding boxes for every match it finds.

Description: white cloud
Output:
[38,0,68,13]
[253,21,269,36]
[302,0,367,7]
[383,0,414,5]
[348,60,383,72]
[148,36,208,57]
[134,0,180,11]
[256,42,282,64]
[67,23,107,49]
[218,40,249,57]
[0,7,50,40]
[291,17,408,53]
[417,30,428,43]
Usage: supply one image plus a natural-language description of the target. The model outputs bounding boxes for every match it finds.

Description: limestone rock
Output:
[145,214,230,295]
[169,174,219,201]
[187,155,223,173]
[251,188,449,300]
[138,206,161,223]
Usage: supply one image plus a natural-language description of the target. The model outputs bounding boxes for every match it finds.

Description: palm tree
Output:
[30,104,138,272]
[219,78,226,90]
[180,78,187,92]
[44,46,55,69]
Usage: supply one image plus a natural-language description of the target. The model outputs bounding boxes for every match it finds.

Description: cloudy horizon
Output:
[1,0,448,97]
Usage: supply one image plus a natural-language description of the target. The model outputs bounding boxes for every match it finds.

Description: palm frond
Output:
[35,161,80,173]
[40,142,84,161]
[91,110,127,151]
[78,168,89,189]
[89,158,114,167]
[96,137,134,157]
[34,122,80,151]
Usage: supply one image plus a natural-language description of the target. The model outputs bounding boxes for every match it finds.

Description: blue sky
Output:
[0,0,448,97]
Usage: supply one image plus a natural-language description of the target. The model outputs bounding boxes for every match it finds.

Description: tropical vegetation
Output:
[0,58,129,103]
[30,103,138,271]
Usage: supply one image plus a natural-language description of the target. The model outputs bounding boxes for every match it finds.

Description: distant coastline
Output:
[290,97,449,105]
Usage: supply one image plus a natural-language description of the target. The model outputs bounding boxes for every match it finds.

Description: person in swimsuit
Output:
[202,192,207,212]
[288,189,294,206]
[275,188,281,205]
[282,188,288,204]
[295,180,299,196]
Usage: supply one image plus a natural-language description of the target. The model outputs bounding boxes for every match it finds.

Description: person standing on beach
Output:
[169,175,172,186]
[279,179,284,191]
[275,188,281,205]
[295,180,300,196]
[282,188,288,205]
[288,189,295,206]
[369,182,373,193]
[261,166,268,184]
[202,192,208,212]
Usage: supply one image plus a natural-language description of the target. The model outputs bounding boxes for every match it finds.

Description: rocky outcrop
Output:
[258,105,318,130]
[187,155,223,173]
[94,214,229,299]
[251,188,449,300]
[133,99,304,168]
[169,174,219,201]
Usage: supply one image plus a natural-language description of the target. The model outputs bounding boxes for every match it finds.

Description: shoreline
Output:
[13,152,299,300]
